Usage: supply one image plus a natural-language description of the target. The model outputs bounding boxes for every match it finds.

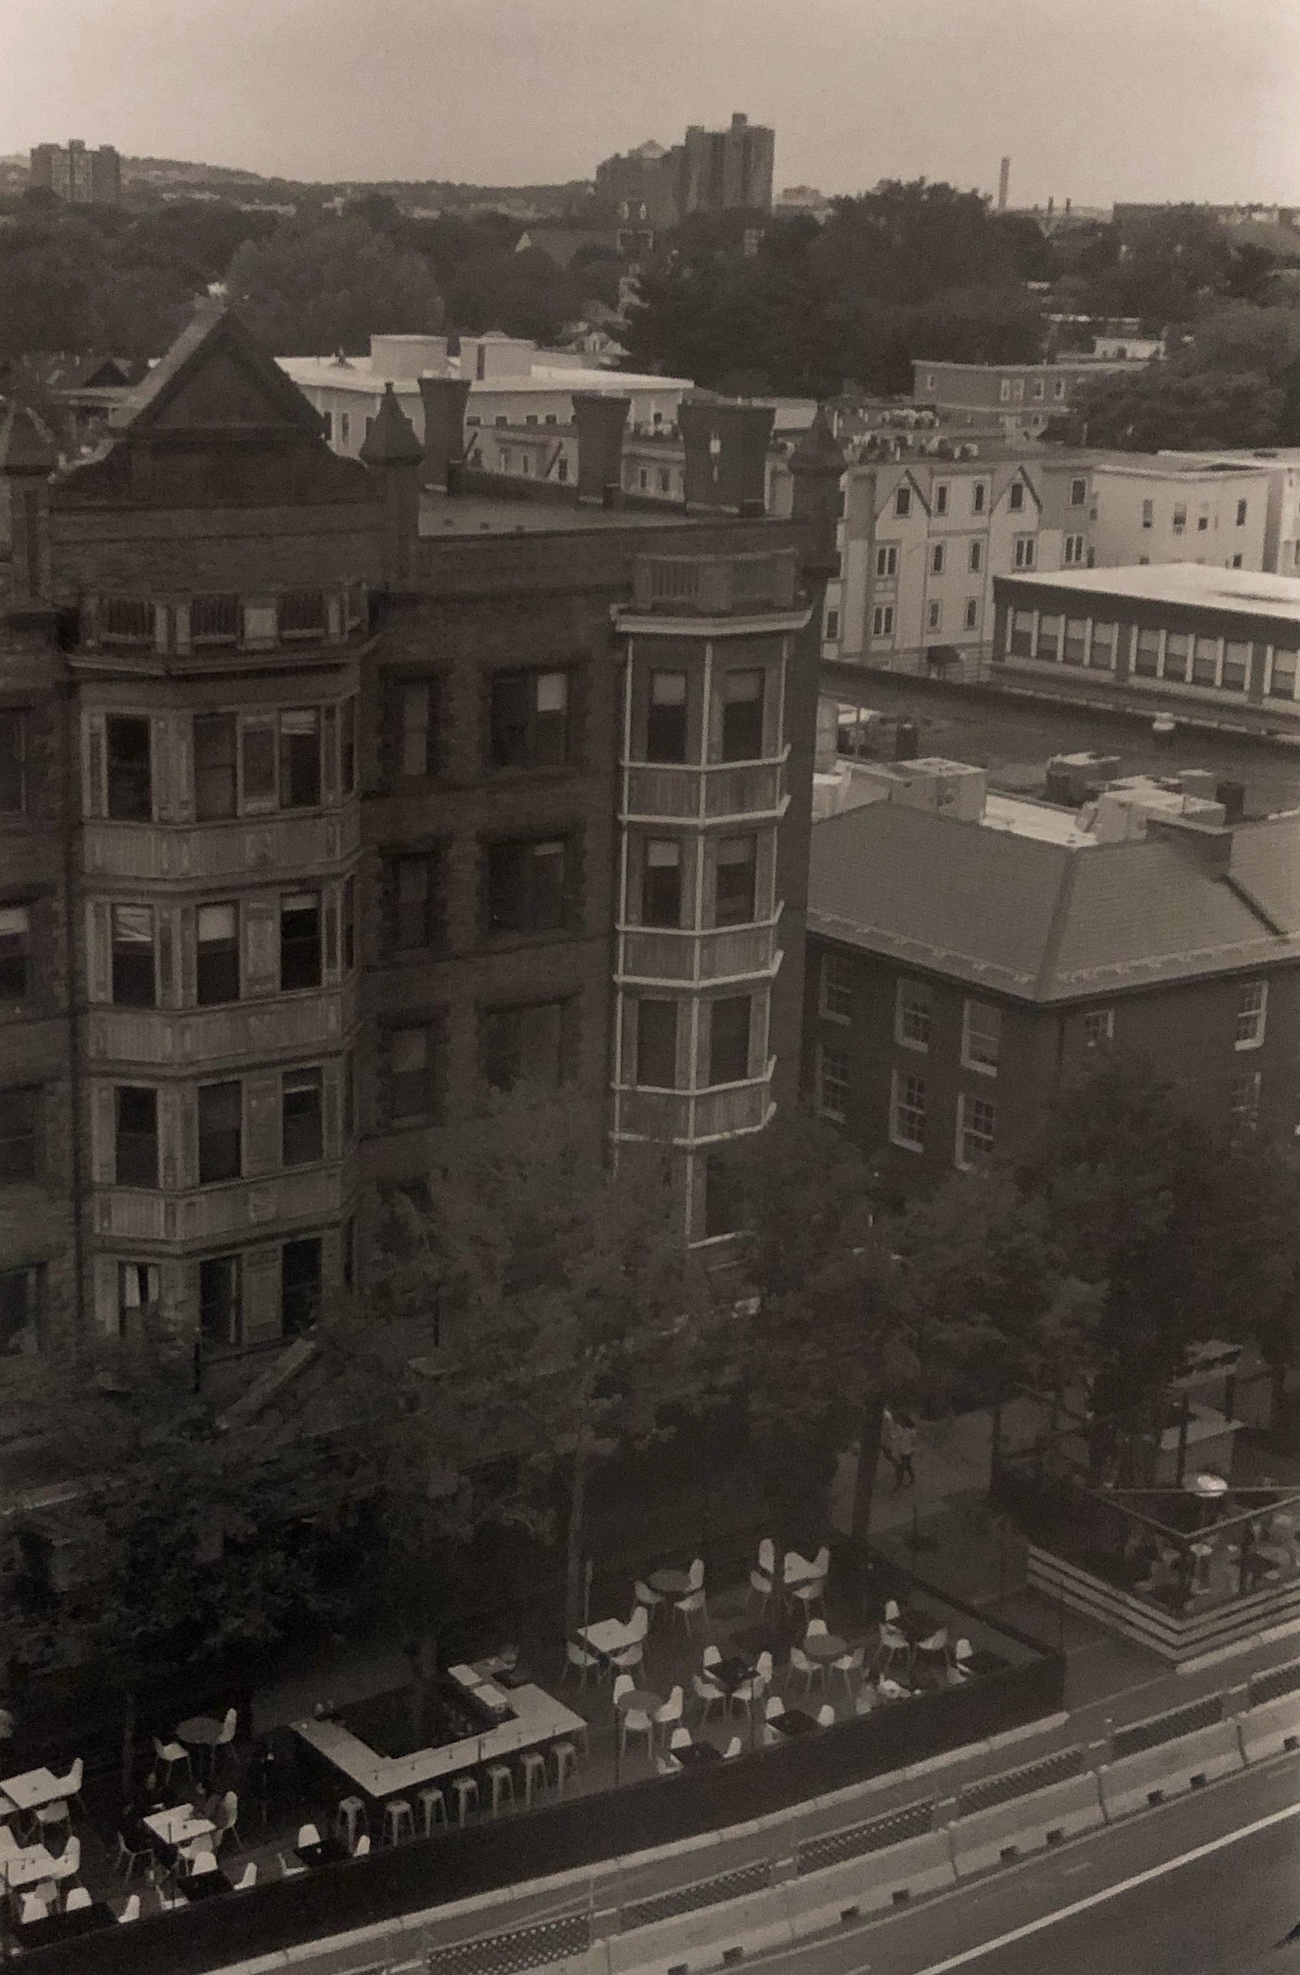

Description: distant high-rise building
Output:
[595,114,774,228]
[29,140,122,207]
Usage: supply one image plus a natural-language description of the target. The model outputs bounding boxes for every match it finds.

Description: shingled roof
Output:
[808,801,1300,1001]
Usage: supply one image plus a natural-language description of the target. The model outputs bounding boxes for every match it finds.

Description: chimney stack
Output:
[572,393,630,506]
[679,399,774,517]
[0,405,57,609]
[997,157,1011,213]
[417,374,472,493]
[360,383,424,588]
[789,405,847,577]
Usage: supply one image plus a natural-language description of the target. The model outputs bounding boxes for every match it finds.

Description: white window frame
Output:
[895,977,932,1052]
[872,603,895,638]
[931,542,946,575]
[961,999,1000,1075]
[1230,1067,1261,1139]
[890,1067,926,1152]
[815,1041,849,1123]
[964,598,979,630]
[1013,535,1036,569]
[955,1092,996,1170]
[1083,1007,1114,1049]
[1235,979,1268,1050]
[876,544,898,578]
[1064,533,1086,566]
[819,951,852,1023]
[927,599,942,632]
[968,539,983,573]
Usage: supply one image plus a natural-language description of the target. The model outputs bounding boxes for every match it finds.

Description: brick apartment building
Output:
[29,140,122,207]
[802,765,1300,1179]
[0,306,840,1382]
[910,359,1151,440]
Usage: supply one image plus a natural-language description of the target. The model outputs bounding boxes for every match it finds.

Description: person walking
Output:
[880,1407,900,1487]
[892,1412,918,1490]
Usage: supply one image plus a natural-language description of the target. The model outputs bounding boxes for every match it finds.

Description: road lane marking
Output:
[909,1796,1300,1973]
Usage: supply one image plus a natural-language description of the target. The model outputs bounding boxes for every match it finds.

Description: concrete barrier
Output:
[606,1886,794,1975]
[782,1831,957,1935]
[1237,1693,1300,1764]
[1098,1721,1244,1819]
[948,1773,1104,1877]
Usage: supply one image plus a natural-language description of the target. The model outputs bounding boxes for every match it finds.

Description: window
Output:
[279,709,321,809]
[0,907,30,999]
[642,839,682,927]
[339,412,351,446]
[193,713,237,820]
[280,590,327,638]
[715,836,757,926]
[282,1067,323,1166]
[110,905,154,1007]
[115,1086,158,1187]
[934,484,949,517]
[890,1068,926,1151]
[823,608,840,642]
[1008,482,1025,513]
[964,598,979,630]
[106,716,151,820]
[1190,635,1219,686]
[115,1261,159,1337]
[704,1152,742,1240]
[1063,618,1087,665]
[718,670,764,762]
[200,1255,242,1347]
[1163,631,1189,684]
[927,600,943,632]
[1083,1008,1114,1049]
[968,540,983,574]
[397,680,436,778]
[191,594,239,645]
[1197,511,1209,533]
[1134,628,1160,677]
[999,380,1012,403]
[972,482,987,514]
[196,903,239,1005]
[1089,623,1117,672]
[491,669,570,769]
[895,977,932,1050]
[1013,536,1036,569]
[1173,503,1187,535]
[658,468,671,494]
[341,696,356,794]
[1009,609,1034,658]
[647,671,688,763]
[281,1237,322,1335]
[481,1002,565,1092]
[709,996,752,1085]
[1230,1069,1261,1141]
[392,853,440,952]
[0,1266,41,1355]
[815,1042,849,1122]
[635,999,678,1087]
[487,838,568,935]
[962,999,1001,1073]
[1270,648,1298,700]
[0,711,25,813]
[1032,379,1045,401]
[0,1087,37,1183]
[931,542,946,576]
[1237,498,1248,527]
[1064,534,1086,565]
[240,719,276,807]
[1231,553,1243,569]
[280,891,321,991]
[956,1093,996,1169]
[1141,499,1154,530]
[1236,979,1268,1049]
[819,951,852,1023]
[198,1081,242,1184]
[875,544,898,578]
[1222,642,1250,692]
[872,604,895,637]
[1069,478,1087,508]
[895,487,911,517]
[638,466,648,491]
[390,1024,438,1118]
[1037,614,1061,661]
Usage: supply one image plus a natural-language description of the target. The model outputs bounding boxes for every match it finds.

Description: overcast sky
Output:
[3,0,1298,208]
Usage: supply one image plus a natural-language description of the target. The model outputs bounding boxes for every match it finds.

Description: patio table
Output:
[144,1804,215,1850]
[674,1741,722,1767]
[295,1834,349,1868]
[615,1688,663,1716]
[801,1633,847,1664]
[713,1655,755,1692]
[2,1843,78,1891]
[577,1618,636,1658]
[775,1709,819,1737]
[176,1714,224,1750]
[648,1568,693,1596]
[0,1769,70,1816]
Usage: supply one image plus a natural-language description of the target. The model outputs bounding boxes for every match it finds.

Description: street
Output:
[741,1753,1300,1975]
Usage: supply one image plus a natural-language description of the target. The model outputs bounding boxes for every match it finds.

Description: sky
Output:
[2,0,1299,208]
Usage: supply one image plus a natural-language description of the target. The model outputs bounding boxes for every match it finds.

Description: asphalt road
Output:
[820,663,1300,817]
[747,1754,1300,1975]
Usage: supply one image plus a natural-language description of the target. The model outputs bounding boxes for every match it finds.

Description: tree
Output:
[366,1108,715,1640]
[1071,364,1283,450]
[226,215,443,354]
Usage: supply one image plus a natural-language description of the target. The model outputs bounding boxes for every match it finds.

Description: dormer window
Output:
[279,590,327,640]
[101,598,154,646]
[191,595,240,646]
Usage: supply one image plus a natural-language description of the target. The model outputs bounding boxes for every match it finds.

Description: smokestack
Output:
[572,393,630,506]
[417,374,471,493]
[998,157,1010,213]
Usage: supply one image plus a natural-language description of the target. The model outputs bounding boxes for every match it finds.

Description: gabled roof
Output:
[809,802,1300,1002]
[109,302,325,438]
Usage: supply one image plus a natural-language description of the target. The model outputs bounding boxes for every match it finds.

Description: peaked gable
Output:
[112,304,324,440]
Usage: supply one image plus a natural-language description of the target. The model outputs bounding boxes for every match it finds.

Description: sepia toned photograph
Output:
[0,3,1298,1969]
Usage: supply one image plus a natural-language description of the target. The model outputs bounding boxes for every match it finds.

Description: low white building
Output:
[1161,450,1300,577]
[1090,458,1270,573]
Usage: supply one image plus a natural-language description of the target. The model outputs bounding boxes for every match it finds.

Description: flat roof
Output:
[913,358,1149,375]
[1092,457,1270,481]
[998,562,1300,623]
[279,356,691,397]
[419,491,692,536]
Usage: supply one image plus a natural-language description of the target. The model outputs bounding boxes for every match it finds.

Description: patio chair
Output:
[669,1726,692,1754]
[565,1640,603,1688]
[762,1695,786,1746]
[61,1835,80,1880]
[213,1790,242,1851]
[232,1862,258,1889]
[277,1852,309,1879]
[352,1837,370,1859]
[674,1585,707,1637]
[655,1685,685,1737]
[189,1849,220,1878]
[212,1707,239,1767]
[832,1643,866,1694]
[634,1580,664,1622]
[747,1539,776,1614]
[117,1895,141,1923]
[693,1671,726,1723]
[805,1616,828,1639]
[883,1598,901,1623]
[873,1622,911,1681]
[791,1550,830,1619]
[620,1702,656,1762]
[65,1886,92,1911]
[656,1754,680,1776]
[702,1643,722,1670]
[878,1677,909,1701]
[20,1893,50,1925]
[723,1736,743,1759]
[816,1704,837,1728]
[610,1638,645,1673]
[297,1823,322,1850]
[947,1639,974,1685]
[114,1829,151,1882]
[729,1652,770,1719]
[914,1627,948,1682]
[613,1672,635,1709]
[789,1645,823,1695]
[152,1735,192,1788]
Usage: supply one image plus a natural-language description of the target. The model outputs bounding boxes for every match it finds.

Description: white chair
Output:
[805,1617,829,1638]
[233,1860,258,1887]
[297,1822,321,1849]
[789,1645,823,1695]
[487,1763,515,1815]
[914,1627,949,1680]
[790,1558,828,1619]
[874,1622,911,1680]
[693,1671,726,1722]
[114,1829,149,1882]
[213,1706,239,1766]
[277,1852,309,1879]
[833,1643,866,1694]
[117,1894,141,1923]
[352,1836,370,1859]
[152,1736,191,1787]
[748,1538,776,1614]
[729,1651,771,1719]
[702,1643,723,1671]
[213,1789,242,1851]
[627,1604,651,1640]
[878,1676,908,1700]
[566,1639,603,1688]
[669,1725,692,1754]
[883,1598,901,1623]
[674,1564,707,1635]
[612,1672,635,1708]
[816,1703,836,1728]
[723,1735,743,1758]
[655,1685,684,1738]
[611,1606,648,1671]
[854,1686,878,1714]
[610,1638,644,1673]
[65,1885,92,1911]
[620,1702,656,1762]
[634,1579,664,1622]
[189,1849,220,1877]
[782,1549,810,1587]
[762,1695,786,1746]
[20,1892,49,1924]
[656,1753,680,1775]
[61,1834,81,1880]
[764,1695,785,1723]
[948,1638,974,1685]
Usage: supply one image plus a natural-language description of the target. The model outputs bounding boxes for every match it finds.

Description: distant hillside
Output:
[119,155,591,215]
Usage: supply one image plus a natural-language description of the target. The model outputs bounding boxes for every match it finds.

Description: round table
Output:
[615,1688,663,1715]
[649,1568,692,1596]
[801,1633,847,1664]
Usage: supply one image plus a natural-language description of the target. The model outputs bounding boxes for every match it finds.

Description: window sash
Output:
[282,1068,323,1165]
[198,1082,242,1184]
[111,905,155,1007]
[636,999,678,1088]
[0,906,31,999]
[115,1087,158,1187]
[891,1069,926,1150]
[708,996,752,1086]
[280,893,322,991]
[193,714,237,820]
[895,979,932,1049]
[0,1087,37,1183]
[962,999,1001,1072]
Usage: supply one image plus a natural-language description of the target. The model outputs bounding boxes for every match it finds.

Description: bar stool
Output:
[418,1787,446,1836]
[551,1741,578,1796]
[334,1797,367,1853]
[449,1775,479,1825]
[487,1763,514,1816]
[382,1799,414,1846]
[520,1750,547,1808]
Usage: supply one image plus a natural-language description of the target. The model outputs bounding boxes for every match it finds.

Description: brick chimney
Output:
[573,393,630,506]
[360,383,423,588]
[0,405,57,610]
[417,374,472,493]
[679,399,774,517]
[789,405,847,577]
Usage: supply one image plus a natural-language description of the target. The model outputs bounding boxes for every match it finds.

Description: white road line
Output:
[910,1796,1300,1973]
